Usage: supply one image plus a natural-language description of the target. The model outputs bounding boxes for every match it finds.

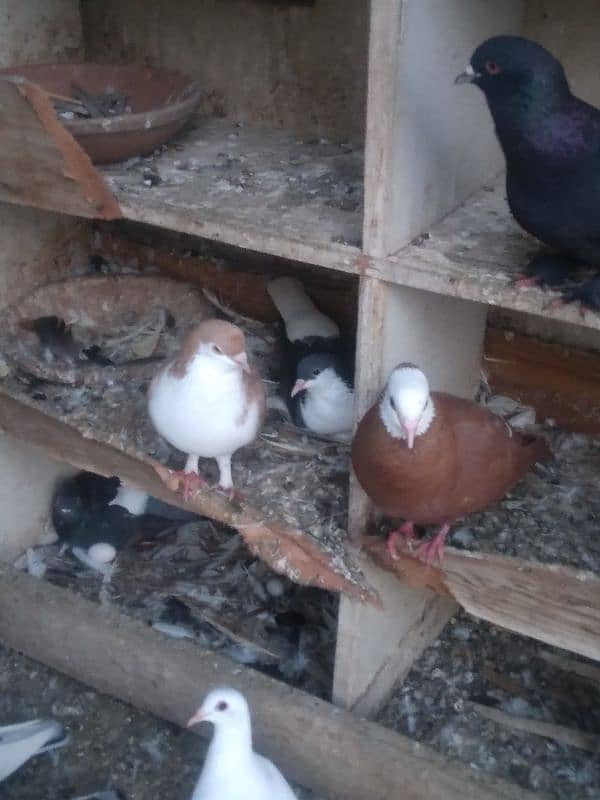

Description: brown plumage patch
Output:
[169,319,246,378]
[352,392,551,524]
[237,370,267,430]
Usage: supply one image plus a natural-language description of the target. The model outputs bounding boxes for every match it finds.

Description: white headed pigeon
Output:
[187,687,297,800]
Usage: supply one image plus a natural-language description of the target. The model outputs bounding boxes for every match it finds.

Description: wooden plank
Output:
[0,77,120,219]
[367,180,600,332]
[0,391,377,604]
[333,557,454,716]
[97,228,359,332]
[0,565,543,800]
[484,327,600,433]
[80,0,368,141]
[334,279,481,716]
[347,276,386,541]
[468,701,600,754]
[102,116,363,263]
[362,0,522,257]
[365,539,600,662]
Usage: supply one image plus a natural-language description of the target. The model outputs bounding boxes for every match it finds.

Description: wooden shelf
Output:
[364,539,600,663]
[105,150,600,332]
[0,384,375,604]
[368,180,600,332]
[101,117,364,274]
[1,372,598,661]
[4,76,600,336]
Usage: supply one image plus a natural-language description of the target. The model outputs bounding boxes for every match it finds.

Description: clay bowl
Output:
[1,63,202,163]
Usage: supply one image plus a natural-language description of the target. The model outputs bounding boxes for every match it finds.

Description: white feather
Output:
[267,277,339,342]
[300,368,353,440]
[190,688,297,800]
[0,719,66,782]
[109,485,148,515]
[380,365,435,441]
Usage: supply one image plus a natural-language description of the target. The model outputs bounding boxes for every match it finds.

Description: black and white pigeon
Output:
[267,277,354,441]
[0,719,68,782]
[456,36,600,305]
[51,471,198,555]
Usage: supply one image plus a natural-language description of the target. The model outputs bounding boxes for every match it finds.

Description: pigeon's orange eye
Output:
[485,60,501,75]
[216,701,228,711]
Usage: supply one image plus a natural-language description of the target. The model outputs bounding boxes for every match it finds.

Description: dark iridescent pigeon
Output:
[457,36,600,305]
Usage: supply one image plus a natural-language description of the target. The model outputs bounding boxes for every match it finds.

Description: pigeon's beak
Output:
[231,351,250,373]
[455,64,479,84]
[291,379,307,398]
[186,709,208,728]
[404,421,418,450]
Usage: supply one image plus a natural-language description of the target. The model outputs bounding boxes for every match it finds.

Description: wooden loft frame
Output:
[0,563,540,800]
[0,0,598,751]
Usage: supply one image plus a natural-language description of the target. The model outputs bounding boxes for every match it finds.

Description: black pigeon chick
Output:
[457,36,600,303]
[52,471,196,552]
[267,277,354,441]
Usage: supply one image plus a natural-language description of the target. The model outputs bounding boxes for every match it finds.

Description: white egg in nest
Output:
[87,542,117,564]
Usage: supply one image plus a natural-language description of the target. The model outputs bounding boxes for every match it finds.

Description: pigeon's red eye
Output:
[485,60,501,75]
[216,701,228,711]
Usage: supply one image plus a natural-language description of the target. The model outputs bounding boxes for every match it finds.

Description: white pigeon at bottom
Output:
[188,687,297,800]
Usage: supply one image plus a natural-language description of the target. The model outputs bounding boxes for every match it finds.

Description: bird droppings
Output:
[101,117,364,249]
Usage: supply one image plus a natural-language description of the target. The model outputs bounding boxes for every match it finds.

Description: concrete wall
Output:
[80,0,368,140]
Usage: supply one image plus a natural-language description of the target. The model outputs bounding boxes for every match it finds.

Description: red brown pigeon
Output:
[352,363,551,563]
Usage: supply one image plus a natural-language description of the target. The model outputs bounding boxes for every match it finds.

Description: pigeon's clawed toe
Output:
[415,524,450,567]
[514,252,582,290]
[172,470,208,502]
[386,521,416,560]
[560,273,600,313]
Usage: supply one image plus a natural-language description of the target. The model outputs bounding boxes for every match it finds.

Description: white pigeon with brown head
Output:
[148,319,266,494]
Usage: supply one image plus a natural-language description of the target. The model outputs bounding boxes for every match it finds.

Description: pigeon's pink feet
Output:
[386,521,416,560]
[546,296,587,318]
[514,274,538,289]
[218,485,244,504]
[173,470,207,501]
[415,523,450,566]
